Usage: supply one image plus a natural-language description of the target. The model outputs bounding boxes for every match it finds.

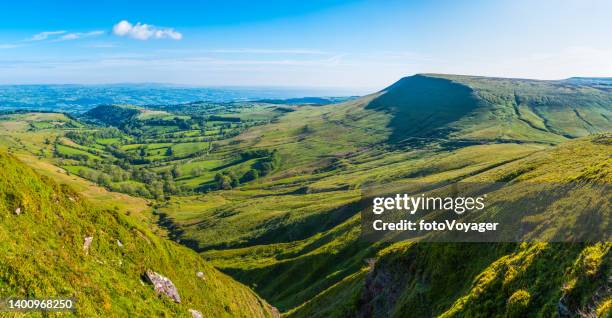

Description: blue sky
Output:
[1,0,611,90]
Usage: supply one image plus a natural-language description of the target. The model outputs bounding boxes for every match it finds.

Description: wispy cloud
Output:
[56,30,104,41]
[25,30,66,42]
[112,20,182,40]
[0,30,106,49]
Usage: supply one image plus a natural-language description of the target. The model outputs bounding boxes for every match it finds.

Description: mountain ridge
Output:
[367,74,611,144]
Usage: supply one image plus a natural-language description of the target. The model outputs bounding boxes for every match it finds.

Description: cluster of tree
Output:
[141,117,193,130]
[56,152,93,162]
[84,104,140,127]
[252,150,281,176]
[154,101,246,115]
[208,115,241,122]
[65,128,123,146]
[103,144,151,164]
[239,149,275,160]
[213,149,281,190]
[53,143,98,162]
[75,162,186,199]
[213,171,240,190]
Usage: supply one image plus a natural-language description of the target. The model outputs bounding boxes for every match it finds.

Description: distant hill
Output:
[84,104,143,126]
[564,77,612,91]
[0,84,363,113]
[83,104,179,127]
[254,96,357,106]
[565,77,612,84]
[0,151,273,317]
[366,74,612,144]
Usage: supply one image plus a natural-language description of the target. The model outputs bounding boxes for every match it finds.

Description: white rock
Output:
[188,309,203,318]
[117,240,123,247]
[83,236,94,255]
[145,270,181,303]
[269,306,280,318]
[196,271,204,279]
[14,207,21,215]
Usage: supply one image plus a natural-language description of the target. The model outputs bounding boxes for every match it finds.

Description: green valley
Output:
[1,74,610,317]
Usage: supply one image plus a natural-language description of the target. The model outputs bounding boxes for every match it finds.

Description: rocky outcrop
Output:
[145,270,181,303]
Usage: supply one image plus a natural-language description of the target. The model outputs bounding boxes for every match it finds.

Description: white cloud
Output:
[58,30,104,41]
[112,20,182,40]
[112,20,132,36]
[26,30,66,41]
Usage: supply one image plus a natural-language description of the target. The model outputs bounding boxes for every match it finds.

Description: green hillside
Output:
[0,151,274,317]
[288,135,612,318]
[366,74,479,141]
[155,75,611,316]
[368,74,611,144]
[2,74,610,317]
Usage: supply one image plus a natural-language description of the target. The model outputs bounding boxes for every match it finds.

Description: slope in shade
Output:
[366,74,479,142]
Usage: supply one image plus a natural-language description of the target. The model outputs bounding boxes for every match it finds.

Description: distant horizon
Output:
[1,72,611,90]
[0,81,374,91]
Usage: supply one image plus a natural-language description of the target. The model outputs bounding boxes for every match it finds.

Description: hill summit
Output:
[367,74,611,144]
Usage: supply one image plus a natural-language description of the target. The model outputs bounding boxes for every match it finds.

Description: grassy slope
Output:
[370,74,611,144]
[0,151,273,317]
[158,74,611,315]
[433,74,612,141]
[9,75,608,316]
[0,113,152,222]
[290,135,611,318]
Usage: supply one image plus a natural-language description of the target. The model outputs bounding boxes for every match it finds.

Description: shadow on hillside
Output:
[366,75,479,143]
